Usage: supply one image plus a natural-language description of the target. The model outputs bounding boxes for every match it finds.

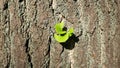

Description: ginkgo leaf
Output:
[68,27,74,37]
[59,22,64,29]
[54,22,74,43]
[54,33,69,43]
[54,22,66,34]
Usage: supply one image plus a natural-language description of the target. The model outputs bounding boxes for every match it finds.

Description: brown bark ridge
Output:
[0,0,120,68]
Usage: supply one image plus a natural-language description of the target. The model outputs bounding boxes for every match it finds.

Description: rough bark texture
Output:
[0,0,120,68]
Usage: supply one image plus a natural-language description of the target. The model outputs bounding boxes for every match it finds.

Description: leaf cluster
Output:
[54,22,74,43]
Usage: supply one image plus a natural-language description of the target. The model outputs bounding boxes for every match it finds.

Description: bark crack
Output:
[25,38,33,68]
[46,27,53,68]
[46,36,51,56]
[49,0,55,15]
[60,46,64,55]
[5,54,11,68]
[33,0,38,22]
[3,1,8,10]
[46,36,51,68]
[73,0,77,2]
[3,0,11,67]
[19,0,24,2]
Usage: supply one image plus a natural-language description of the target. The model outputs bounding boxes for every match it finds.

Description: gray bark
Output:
[0,0,120,68]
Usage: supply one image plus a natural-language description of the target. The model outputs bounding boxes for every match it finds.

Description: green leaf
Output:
[54,33,69,43]
[68,27,74,37]
[59,22,64,29]
[54,22,74,43]
[54,22,66,34]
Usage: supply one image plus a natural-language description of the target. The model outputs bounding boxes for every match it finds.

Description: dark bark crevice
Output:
[3,1,8,10]
[49,0,55,16]
[48,0,53,8]
[73,0,77,2]
[5,54,11,68]
[18,1,25,29]
[45,27,53,68]
[33,0,38,22]
[3,1,11,67]
[46,36,51,68]
[46,36,51,56]
[25,38,33,68]
[60,46,64,55]
[19,0,24,2]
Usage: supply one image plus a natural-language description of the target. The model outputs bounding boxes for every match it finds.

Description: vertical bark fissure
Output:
[18,0,26,31]
[47,27,53,68]
[5,54,11,68]
[19,0,24,3]
[19,0,34,67]
[60,46,64,55]
[49,0,55,16]
[25,38,33,68]
[3,1,8,10]
[47,36,51,68]
[33,0,38,22]
[3,0,11,68]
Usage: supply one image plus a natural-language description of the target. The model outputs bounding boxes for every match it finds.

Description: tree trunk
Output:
[0,0,120,68]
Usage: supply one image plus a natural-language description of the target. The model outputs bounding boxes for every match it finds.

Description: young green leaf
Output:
[54,22,66,34]
[54,22,74,43]
[68,27,74,37]
[54,33,69,43]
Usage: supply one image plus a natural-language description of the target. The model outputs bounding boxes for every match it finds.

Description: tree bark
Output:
[0,0,120,68]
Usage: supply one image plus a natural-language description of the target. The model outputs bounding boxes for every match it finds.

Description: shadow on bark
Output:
[60,34,79,50]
